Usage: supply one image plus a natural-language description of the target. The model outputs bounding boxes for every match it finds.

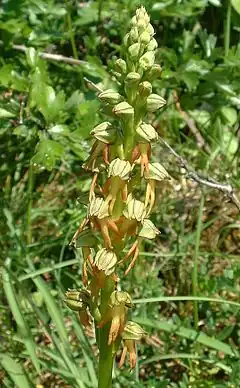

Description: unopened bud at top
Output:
[113,102,134,118]
[146,64,162,81]
[125,72,141,85]
[147,38,158,51]
[138,81,152,98]
[98,89,123,105]
[139,51,155,71]
[140,31,151,45]
[115,59,127,74]
[128,42,141,59]
[91,121,116,144]
[129,27,139,44]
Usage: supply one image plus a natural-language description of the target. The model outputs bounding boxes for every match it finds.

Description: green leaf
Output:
[0,354,32,388]
[221,107,238,126]
[26,47,39,68]
[48,124,69,135]
[31,139,64,172]
[134,317,237,356]
[0,108,15,118]
[231,0,240,14]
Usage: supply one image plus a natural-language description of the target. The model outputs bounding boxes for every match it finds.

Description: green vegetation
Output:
[0,0,240,387]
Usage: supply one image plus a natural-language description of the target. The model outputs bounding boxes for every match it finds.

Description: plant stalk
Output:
[98,280,115,388]
[27,164,34,245]
[224,0,232,57]
[192,193,204,332]
[65,2,78,59]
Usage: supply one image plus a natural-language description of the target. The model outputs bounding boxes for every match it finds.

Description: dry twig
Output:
[0,41,86,66]
[159,136,240,211]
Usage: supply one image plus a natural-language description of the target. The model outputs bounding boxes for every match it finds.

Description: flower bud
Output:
[123,33,130,47]
[123,198,146,222]
[136,122,158,143]
[138,219,160,239]
[88,197,109,219]
[109,291,133,308]
[137,19,147,34]
[139,51,155,71]
[113,102,134,118]
[131,15,137,26]
[146,94,166,112]
[112,71,122,81]
[108,158,132,180]
[91,121,116,144]
[125,72,141,85]
[140,31,151,45]
[98,89,123,105]
[65,289,90,311]
[146,64,162,81]
[146,23,154,37]
[144,162,170,181]
[136,7,150,25]
[128,42,141,59]
[115,59,127,74]
[94,248,117,276]
[147,38,158,51]
[122,321,146,341]
[138,81,152,98]
[129,27,139,43]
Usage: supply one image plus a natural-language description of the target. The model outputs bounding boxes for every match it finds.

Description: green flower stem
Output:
[98,324,114,388]
[98,279,115,388]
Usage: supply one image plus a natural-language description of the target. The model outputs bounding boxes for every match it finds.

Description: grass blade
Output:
[3,259,40,374]
[0,354,32,388]
[134,317,238,357]
[133,295,240,308]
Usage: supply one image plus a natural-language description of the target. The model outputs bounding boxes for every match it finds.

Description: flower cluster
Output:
[65,6,169,369]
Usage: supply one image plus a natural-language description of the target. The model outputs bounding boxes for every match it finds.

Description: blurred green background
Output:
[0,0,240,387]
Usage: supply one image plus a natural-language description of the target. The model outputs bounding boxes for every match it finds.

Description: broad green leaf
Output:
[31,139,64,172]
[0,108,15,118]
[221,107,238,126]
[26,47,39,68]
[0,354,32,388]
[221,131,238,158]
[231,0,240,14]
[48,124,69,135]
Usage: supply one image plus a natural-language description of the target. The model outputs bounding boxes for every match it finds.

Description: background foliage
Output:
[0,0,240,386]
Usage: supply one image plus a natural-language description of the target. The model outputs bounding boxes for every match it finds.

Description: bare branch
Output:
[159,136,240,211]
[0,41,87,66]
